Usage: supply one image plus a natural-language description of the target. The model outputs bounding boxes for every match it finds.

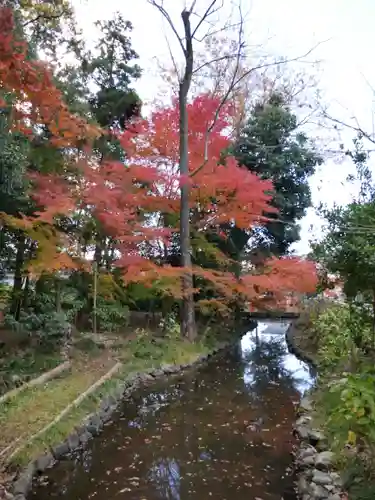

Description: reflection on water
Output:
[149,458,181,499]
[31,321,313,500]
[241,322,313,394]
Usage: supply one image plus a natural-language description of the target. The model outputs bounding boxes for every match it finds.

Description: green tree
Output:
[82,13,142,133]
[312,201,375,347]
[232,92,321,257]
[10,0,81,59]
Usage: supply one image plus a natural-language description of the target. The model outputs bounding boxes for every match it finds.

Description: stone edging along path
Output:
[286,324,346,500]
[8,342,231,500]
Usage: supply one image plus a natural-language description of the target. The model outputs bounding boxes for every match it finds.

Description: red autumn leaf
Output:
[0,7,99,146]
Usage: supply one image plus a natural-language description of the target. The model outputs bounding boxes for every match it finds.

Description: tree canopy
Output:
[233,93,321,257]
[0,4,318,337]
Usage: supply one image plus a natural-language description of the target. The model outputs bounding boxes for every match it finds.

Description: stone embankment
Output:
[6,344,230,500]
[293,396,344,500]
[287,321,346,499]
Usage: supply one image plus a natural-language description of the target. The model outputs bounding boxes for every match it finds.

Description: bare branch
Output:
[192,52,242,76]
[322,111,375,146]
[193,20,244,43]
[190,2,245,178]
[190,25,327,179]
[230,40,328,92]
[191,0,222,39]
[163,29,181,82]
[180,8,194,94]
[147,0,186,56]
[188,0,199,13]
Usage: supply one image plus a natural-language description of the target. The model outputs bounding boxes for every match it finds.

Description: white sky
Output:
[72,0,375,255]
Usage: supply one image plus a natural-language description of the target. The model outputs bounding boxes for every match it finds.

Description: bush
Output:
[158,313,180,338]
[128,329,165,361]
[312,302,372,374]
[126,314,210,366]
[324,370,375,451]
[3,310,70,351]
[0,348,62,395]
[311,301,375,500]
[90,297,129,333]
[289,297,330,359]
[0,283,11,308]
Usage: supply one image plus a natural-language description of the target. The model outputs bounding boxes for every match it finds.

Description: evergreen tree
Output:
[233,93,321,257]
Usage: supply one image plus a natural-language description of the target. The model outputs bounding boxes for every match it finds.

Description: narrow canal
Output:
[30,321,313,500]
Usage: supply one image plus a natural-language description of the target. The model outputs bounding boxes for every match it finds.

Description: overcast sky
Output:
[72,0,375,255]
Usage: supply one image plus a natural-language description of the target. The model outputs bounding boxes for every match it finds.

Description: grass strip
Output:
[2,333,213,467]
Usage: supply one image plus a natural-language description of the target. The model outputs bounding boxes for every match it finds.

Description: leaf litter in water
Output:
[29,331,306,500]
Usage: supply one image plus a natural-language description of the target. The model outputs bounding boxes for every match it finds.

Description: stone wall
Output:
[293,396,344,500]
[287,322,346,500]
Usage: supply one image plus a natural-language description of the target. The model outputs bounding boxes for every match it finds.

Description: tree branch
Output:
[22,12,63,28]
[191,0,222,39]
[193,20,244,43]
[148,0,187,56]
[190,32,326,179]
[322,111,375,146]
[163,29,181,82]
[192,52,241,76]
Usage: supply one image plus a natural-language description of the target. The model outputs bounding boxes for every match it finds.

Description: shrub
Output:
[289,297,330,358]
[311,301,375,500]
[324,370,375,452]
[90,297,129,333]
[3,310,70,351]
[312,302,372,374]
[128,328,165,361]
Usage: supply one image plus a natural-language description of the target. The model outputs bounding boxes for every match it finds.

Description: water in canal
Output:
[31,321,313,500]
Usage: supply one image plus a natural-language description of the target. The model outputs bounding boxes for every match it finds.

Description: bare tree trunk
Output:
[179,9,197,341]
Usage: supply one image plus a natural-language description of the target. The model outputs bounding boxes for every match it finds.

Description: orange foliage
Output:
[0,7,98,146]
[130,94,276,230]
[0,7,101,274]
[106,95,317,307]
[17,36,316,303]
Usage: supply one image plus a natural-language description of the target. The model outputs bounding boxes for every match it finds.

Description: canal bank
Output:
[13,320,311,500]
[286,322,346,500]
[6,337,236,500]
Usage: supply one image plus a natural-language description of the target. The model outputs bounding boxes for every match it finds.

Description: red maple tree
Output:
[51,94,316,311]
[0,7,97,146]
[10,13,316,312]
[0,7,100,274]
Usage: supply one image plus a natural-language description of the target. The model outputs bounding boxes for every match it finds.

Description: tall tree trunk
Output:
[55,277,61,313]
[372,290,375,359]
[11,232,25,320]
[179,9,197,341]
[21,242,36,312]
[92,262,98,335]
[93,234,103,334]
[94,238,102,268]
[22,274,30,310]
